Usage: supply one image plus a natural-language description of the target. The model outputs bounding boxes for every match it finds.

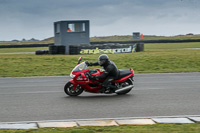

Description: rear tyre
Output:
[64,82,83,96]
[116,78,134,95]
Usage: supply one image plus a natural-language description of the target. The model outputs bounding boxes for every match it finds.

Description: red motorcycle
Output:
[64,57,134,96]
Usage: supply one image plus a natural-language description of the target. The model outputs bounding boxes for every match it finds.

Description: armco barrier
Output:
[90,39,200,44]
[0,44,52,48]
[1,39,200,49]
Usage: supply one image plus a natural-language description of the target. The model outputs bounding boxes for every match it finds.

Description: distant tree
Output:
[186,33,194,36]
[22,38,26,42]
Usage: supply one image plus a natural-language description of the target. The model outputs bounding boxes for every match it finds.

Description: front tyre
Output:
[64,82,83,96]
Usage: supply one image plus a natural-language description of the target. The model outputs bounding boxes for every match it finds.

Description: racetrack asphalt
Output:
[0,73,200,123]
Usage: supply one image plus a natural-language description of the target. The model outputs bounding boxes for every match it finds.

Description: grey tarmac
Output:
[0,73,200,123]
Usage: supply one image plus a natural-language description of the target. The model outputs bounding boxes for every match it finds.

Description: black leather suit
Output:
[90,60,119,90]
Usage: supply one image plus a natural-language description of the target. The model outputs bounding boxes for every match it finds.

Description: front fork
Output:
[69,79,78,90]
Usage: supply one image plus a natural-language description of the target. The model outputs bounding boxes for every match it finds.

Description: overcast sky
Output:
[0,0,200,41]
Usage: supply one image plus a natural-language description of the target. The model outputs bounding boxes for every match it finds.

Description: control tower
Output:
[54,20,90,54]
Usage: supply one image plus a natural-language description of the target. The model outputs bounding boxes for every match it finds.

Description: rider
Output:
[86,54,118,93]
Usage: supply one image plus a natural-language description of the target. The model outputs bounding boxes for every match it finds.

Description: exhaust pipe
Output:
[115,85,134,93]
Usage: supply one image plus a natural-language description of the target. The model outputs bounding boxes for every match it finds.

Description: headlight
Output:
[70,73,76,78]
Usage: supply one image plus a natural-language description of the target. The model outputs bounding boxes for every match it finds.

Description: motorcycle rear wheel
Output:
[116,78,133,95]
[64,82,83,96]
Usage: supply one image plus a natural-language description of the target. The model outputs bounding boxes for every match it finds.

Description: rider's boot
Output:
[99,85,117,93]
[107,84,117,93]
[99,87,106,93]
[99,82,117,93]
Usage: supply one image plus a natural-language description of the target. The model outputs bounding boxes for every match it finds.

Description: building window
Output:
[67,23,85,32]
[55,23,60,33]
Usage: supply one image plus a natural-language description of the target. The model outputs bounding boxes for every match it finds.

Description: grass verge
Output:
[0,47,48,53]
[0,43,200,77]
[1,124,200,133]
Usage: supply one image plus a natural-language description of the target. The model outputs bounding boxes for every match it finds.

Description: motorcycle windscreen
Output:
[73,62,88,72]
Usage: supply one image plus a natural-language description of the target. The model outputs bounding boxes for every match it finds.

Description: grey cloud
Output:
[0,0,200,40]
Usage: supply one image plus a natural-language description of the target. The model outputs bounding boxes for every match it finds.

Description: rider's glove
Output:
[85,60,92,66]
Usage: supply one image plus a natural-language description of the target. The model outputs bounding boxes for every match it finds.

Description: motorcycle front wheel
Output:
[64,82,83,96]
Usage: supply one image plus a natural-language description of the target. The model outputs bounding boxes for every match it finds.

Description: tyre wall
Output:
[35,50,49,55]
[135,43,144,52]
[49,45,65,54]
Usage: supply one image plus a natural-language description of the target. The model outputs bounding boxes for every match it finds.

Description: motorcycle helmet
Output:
[98,54,109,66]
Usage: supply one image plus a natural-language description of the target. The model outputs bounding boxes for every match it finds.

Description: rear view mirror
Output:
[78,57,82,64]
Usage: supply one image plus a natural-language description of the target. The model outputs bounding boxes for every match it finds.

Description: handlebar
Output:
[85,73,90,78]
[84,72,101,85]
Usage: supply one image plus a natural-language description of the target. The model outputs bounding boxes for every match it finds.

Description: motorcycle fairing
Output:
[113,69,134,83]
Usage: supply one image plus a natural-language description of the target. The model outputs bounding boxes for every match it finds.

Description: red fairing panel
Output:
[113,69,134,83]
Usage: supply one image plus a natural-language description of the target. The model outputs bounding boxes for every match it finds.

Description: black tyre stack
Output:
[135,43,144,52]
[49,45,65,54]
[35,50,49,55]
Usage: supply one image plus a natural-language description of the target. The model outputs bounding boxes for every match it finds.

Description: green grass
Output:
[0,39,53,45]
[0,42,200,77]
[1,124,200,133]
[0,47,48,53]
[145,42,200,50]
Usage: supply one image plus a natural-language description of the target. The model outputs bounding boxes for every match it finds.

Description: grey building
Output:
[54,20,90,54]
[132,32,144,52]
[133,32,140,40]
